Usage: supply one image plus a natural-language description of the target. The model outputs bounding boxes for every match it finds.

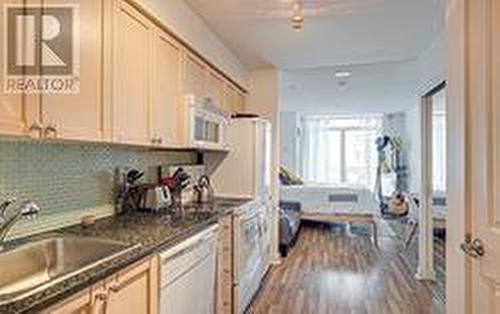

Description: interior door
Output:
[447,0,500,313]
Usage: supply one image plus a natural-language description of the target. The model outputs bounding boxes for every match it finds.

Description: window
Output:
[300,115,382,189]
[432,89,447,192]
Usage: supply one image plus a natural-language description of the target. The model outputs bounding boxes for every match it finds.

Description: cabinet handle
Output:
[109,281,121,293]
[158,137,163,144]
[92,292,108,314]
[109,276,132,294]
[44,125,58,138]
[28,122,44,137]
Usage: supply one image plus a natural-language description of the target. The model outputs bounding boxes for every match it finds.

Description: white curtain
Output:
[300,115,382,189]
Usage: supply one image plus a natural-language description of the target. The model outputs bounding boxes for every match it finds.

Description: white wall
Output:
[137,0,248,87]
[406,30,447,193]
[406,105,422,193]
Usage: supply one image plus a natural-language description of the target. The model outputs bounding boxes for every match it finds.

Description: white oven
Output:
[187,95,229,151]
[233,201,270,314]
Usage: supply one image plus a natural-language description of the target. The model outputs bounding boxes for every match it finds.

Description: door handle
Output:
[460,234,485,259]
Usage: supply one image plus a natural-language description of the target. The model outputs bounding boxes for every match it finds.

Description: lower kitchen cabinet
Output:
[45,289,92,314]
[45,257,158,314]
[217,215,234,314]
[106,257,158,314]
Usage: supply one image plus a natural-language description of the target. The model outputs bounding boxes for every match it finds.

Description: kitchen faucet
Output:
[0,198,42,246]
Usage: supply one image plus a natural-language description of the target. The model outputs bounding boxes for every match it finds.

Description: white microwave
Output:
[187,96,229,151]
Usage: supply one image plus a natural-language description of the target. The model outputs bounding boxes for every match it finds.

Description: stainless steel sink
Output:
[0,236,137,304]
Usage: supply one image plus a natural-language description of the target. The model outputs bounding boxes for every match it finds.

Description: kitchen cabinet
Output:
[184,54,242,114]
[0,0,40,138]
[106,257,159,314]
[45,257,158,314]
[206,71,225,109]
[0,85,40,139]
[234,90,246,113]
[0,0,106,142]
[183,53,207,101]
[40,0,105,142]
[1,0,246,147]
[217,214,234,314]
[151,27,183,147]
[223,84,246,114]
[113,0,151,145]
[45,289,92,314]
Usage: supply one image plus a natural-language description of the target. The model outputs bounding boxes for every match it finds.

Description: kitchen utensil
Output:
[127,169,144,184]
[193,175,214,203]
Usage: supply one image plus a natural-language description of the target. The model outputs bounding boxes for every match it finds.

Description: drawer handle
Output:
[44,125,58,138]
[29,121,43,133]
[92,292,108,314]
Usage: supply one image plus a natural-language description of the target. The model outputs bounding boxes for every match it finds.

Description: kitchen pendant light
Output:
[291,1,304,31]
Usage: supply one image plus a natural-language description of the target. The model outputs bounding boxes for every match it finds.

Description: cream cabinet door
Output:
[206,71,224,108]
[184,53,207,100]
[113,0,151,145]
[44,289,92,314]
[106,258,158,314]
[223,84,245,114]
[40,0,104,142]
[151,28,183,147]
[0,0,40,138]
[234,90,246,113]
[217,215,234,314]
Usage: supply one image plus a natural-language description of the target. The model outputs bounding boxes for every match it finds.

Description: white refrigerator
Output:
[209,117,272,201]
[207,117,273,313]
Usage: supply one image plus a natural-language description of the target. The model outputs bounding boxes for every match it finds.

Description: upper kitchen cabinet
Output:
[150,27,183,147]
[113,0,151,145]
[206,71,225,109]
[234,90,246,113]
[183,53,207,101]
[0,0,40,138]
[40,0,105,141]
[223,83,246,114]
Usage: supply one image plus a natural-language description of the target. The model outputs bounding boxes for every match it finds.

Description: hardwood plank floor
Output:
[248,223,442,314]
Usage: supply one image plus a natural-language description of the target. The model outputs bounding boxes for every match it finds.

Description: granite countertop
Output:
[0,197,251,314]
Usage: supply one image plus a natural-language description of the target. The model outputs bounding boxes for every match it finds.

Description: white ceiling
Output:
[184,0,445,69]
[280,60,420,114]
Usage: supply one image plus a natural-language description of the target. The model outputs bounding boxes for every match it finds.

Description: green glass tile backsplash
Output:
[0,138,197,217]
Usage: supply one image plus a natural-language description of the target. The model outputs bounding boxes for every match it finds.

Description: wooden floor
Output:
[248,224,442,314]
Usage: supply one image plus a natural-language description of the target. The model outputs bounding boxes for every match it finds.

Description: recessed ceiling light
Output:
[335,70,352,78]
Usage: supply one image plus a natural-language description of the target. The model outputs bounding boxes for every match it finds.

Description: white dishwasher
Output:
[159,225,219,314]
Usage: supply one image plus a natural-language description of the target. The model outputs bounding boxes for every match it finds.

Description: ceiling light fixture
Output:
[335,70,352,78]
[291,1,304,31]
